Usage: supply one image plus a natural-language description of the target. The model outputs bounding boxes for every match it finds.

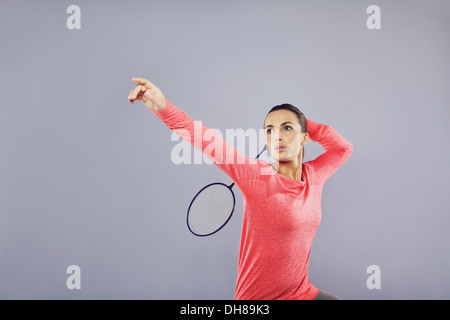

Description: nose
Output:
[271,129,283,141]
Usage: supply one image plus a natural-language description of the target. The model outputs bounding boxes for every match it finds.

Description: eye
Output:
[284,126,292,131]
[266,128,273,134]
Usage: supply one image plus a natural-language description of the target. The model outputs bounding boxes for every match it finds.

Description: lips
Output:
[275,145,286,152]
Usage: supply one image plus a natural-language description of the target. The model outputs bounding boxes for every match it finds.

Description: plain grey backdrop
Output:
[1,0,449,299]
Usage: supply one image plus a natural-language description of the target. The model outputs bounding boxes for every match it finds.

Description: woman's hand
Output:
[128,77,167,111]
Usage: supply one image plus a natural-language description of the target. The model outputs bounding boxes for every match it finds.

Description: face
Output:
[264,110,309,162]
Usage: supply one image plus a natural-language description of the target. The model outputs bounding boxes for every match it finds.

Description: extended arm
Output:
[150,97,261,190]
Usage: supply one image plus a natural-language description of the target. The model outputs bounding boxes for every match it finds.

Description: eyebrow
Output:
[265,121,295,129]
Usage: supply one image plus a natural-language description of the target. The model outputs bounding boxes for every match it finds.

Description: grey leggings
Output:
[312,289,342,300]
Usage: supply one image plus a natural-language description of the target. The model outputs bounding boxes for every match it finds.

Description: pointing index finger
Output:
[132,77,154,90]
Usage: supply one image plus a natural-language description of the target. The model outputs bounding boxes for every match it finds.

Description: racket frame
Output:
[186,182,236,237]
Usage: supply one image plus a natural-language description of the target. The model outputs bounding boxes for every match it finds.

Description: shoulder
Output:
[247,159,276,181]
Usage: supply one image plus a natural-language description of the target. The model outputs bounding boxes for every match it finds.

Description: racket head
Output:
[187,182,236,237]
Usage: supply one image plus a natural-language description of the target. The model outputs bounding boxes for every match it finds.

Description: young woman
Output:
[127,77,353,300]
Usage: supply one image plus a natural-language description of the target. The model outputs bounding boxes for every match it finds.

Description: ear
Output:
[301,133,309,145]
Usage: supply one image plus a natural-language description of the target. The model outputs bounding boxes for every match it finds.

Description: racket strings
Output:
[188,184,235,235]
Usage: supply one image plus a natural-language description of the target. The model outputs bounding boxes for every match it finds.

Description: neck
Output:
[272,159,303,181]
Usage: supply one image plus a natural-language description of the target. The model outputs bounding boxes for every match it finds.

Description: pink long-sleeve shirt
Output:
[151,97,353,300]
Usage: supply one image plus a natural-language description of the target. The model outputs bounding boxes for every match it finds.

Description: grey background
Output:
[1,0,449,299]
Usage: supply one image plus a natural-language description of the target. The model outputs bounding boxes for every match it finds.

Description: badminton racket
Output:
[187,145,267,236]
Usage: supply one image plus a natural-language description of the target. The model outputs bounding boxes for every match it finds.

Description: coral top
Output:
[151,97,353,300]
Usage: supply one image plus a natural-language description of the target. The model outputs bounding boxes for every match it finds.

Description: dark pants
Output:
[312,289,342,300]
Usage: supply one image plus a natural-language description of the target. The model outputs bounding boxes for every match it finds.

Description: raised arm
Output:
[127,77,261,190]
[306,118,353,184]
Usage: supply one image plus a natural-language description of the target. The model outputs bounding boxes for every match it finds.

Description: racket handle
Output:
[256,145,267,159]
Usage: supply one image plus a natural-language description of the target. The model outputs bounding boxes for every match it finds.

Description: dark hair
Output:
[264,103,307,161]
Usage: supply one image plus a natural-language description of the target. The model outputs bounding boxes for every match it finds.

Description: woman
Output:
[127,77,353,300]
